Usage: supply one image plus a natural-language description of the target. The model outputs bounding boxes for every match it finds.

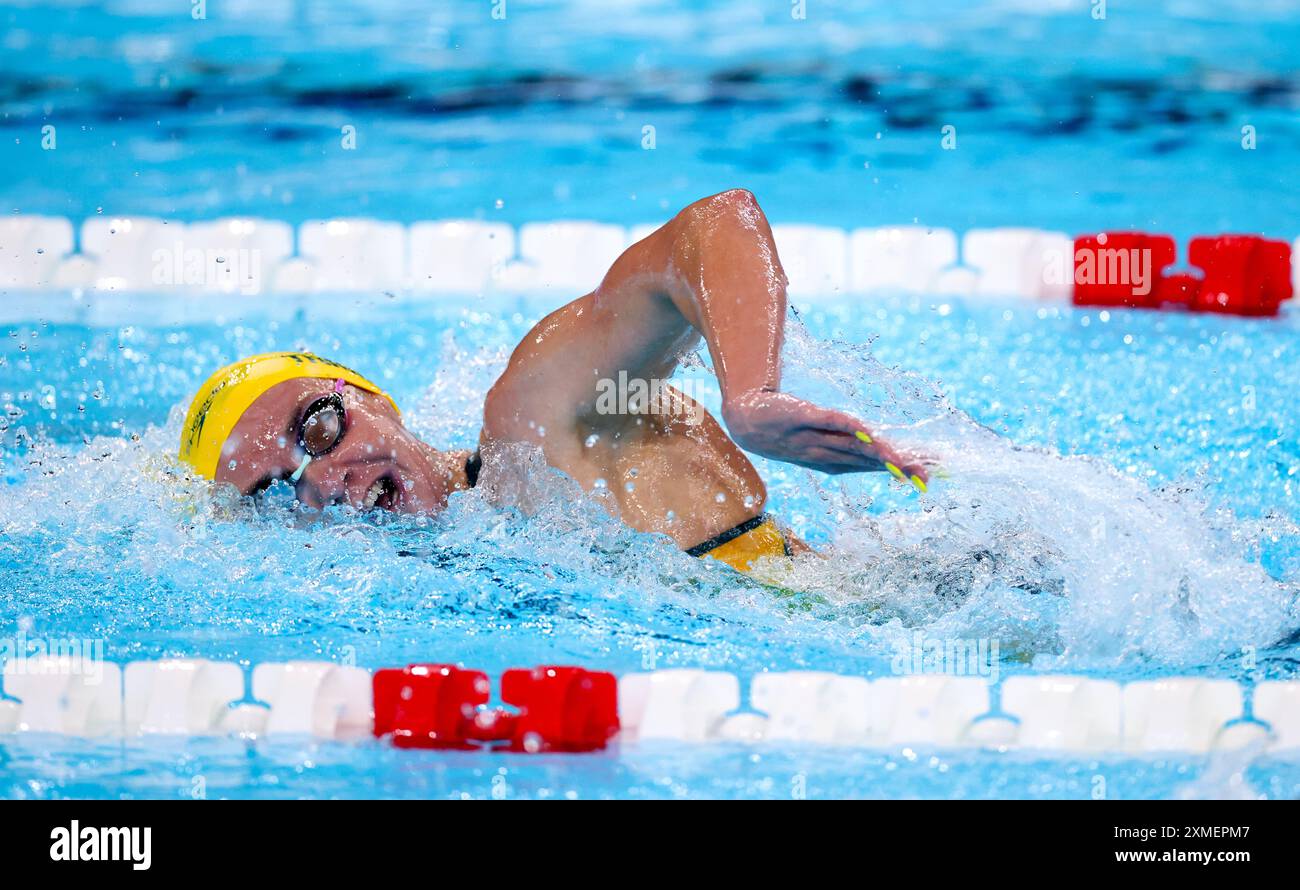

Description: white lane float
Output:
[409,220,515,293]
[618,669,739,742]
[499,221,627,294]
[849,225,958,294]
[1253,681,1300,752]
[0,214,74,289]
[1001,675,1122,752]
[1,656,123,736]
[962,227,1074,300]
[182,217,295,296]
[772,225,850,297]
[1122,679,1246,753]
[251,661,373,739]
[0,699,17,733]
[124,659,245,736]
[297,218,407,292]
[871,675,991,747]
[750,671,872,744]
[81,216,183,292]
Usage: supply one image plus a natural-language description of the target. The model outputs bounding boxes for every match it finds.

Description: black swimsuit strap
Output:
[465,450,482,488]
[685,513,771,557]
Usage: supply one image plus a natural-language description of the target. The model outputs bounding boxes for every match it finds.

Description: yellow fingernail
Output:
[885,462,905,480]
[855,430,872,444]
[910,474,928,493]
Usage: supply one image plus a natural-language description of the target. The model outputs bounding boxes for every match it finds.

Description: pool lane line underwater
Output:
[1,658,1298,756]
[1,215,1296,314]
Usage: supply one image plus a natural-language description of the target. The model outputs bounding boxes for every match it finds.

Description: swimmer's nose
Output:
[290,462,332,509]
[289,452,352,509]
[292,433,400,509]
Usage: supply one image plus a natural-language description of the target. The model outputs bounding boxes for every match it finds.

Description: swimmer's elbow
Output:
[673,189,765,241]
[701,188,761,214]
[665,188,778,286]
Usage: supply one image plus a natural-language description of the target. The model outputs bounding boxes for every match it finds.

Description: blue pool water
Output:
[2,0,1300,798]
[2,295,1298,798]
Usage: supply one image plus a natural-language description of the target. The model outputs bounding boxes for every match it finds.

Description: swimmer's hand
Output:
[723,390,931,483]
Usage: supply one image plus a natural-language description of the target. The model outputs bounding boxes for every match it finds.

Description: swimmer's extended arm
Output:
[615,189,927,480]
[487,188,927,481]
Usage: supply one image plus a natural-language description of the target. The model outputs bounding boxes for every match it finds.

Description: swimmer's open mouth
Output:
[363,474,400,511]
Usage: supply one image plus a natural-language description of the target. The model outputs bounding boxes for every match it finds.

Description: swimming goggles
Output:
[289,379,348,483]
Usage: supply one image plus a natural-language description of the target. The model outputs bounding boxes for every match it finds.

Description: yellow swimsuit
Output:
[687,513,791,573]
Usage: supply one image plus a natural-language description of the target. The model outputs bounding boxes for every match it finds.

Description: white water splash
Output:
[765,316,1300,672]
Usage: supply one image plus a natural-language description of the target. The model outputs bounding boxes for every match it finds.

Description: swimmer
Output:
[179,189,931,572]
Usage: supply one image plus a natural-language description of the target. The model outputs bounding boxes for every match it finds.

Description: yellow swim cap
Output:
[179,351,399,479]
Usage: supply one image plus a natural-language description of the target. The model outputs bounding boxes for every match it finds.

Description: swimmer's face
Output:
[215,378,453,514]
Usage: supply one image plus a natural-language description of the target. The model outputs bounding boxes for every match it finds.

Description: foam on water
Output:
[710,317,1298,675]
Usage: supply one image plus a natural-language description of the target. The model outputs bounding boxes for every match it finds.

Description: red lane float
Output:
[1073,232,1175,309]
[501,666,620,753]
[372,664,619,753]
[372,664,490,749]
[1187,235,1292,316]
[1073,232,1293,316]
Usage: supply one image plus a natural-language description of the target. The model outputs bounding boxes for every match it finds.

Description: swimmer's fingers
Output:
[874,443,934,484]
[724,395,933,484]
[815,410,936,482]
[827,436,924,481]
[775,445,884,475]
[796,417,933,486]
[777,428,894,474]
[870,443,932,487]
[753,427,932,486]
[789,444,928,488]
